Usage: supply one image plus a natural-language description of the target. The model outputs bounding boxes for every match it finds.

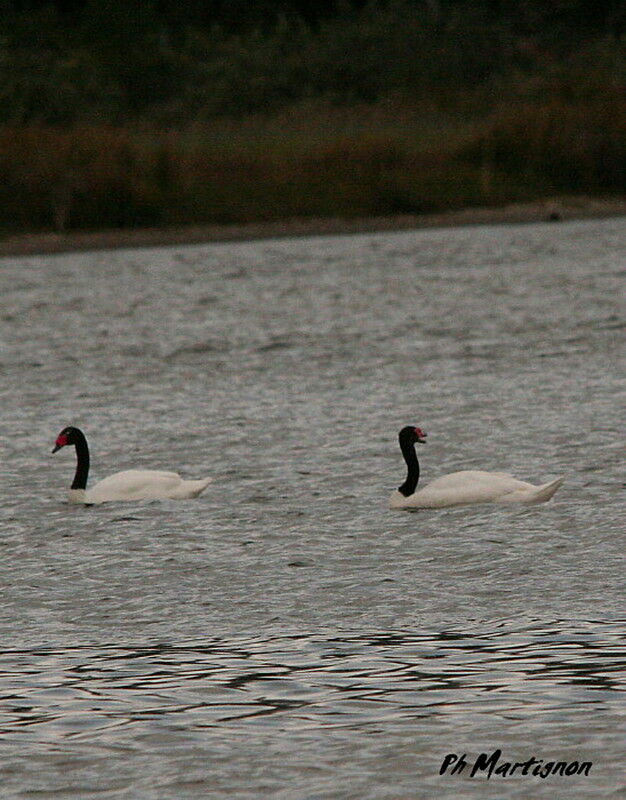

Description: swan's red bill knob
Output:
[52,433,68,453]
[414,427,427,443]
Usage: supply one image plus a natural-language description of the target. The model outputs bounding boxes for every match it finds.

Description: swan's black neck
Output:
[71,430,90,490]
[398,435,419,497]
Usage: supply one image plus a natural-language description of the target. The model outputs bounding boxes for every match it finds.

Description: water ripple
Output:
[1,217,625,798]
[0,620,623,744]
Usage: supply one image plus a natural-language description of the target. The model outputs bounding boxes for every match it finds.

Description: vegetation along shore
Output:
[0,1,623,241]
[2,197,625,257]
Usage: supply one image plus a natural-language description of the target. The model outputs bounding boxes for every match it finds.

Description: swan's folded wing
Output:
[85,469,185,502]
[403,470,538,508]
[420,470,518,492]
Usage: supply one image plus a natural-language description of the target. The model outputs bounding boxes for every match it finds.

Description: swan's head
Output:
[399,425,427,445]
[52,426,81,453]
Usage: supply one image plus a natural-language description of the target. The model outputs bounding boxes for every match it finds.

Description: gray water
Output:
[0,217,624,799]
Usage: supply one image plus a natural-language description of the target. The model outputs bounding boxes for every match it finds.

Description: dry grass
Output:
[0,93,623,235]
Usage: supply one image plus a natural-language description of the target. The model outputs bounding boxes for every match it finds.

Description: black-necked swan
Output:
[52,426,212,504]
[389,426,564,509]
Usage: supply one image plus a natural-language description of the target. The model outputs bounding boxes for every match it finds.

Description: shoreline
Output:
[1,196,624,257]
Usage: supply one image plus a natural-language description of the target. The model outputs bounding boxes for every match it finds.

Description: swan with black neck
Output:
[389,426,563,509]
[52,426,212,504]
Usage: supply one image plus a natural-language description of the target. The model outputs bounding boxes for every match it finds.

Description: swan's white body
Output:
[53,426,212,505]
[390,470,564,509]
[68,470,213,504]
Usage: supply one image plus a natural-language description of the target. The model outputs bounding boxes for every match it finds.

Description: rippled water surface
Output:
[1,218,625,798]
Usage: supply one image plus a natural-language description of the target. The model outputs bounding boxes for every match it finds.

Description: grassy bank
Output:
[0,91,623,236]
[0,2,623,235]
[3,197,626,257]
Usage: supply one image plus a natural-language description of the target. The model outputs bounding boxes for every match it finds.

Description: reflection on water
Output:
[1,620,624,743]
[0,620,624,798]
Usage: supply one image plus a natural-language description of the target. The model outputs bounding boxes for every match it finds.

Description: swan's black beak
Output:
[52,444,61,453]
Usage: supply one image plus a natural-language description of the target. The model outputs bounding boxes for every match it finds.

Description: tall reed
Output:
[0,93,623,234]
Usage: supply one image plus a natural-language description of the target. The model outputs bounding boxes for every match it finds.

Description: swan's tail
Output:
[180,477,213,498]
[195,477,213,497]
[531,476,564,503]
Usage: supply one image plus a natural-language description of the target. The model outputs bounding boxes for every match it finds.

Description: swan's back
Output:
[390,470,563,509]
[85,469,212,503]
[422,470,525,492]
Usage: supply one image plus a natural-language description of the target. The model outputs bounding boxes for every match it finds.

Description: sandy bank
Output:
[1,196,624,257]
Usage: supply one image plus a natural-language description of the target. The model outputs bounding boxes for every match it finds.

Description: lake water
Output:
[0,217,624,798]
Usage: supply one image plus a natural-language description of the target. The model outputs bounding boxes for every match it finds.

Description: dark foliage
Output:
[0,0,623,122]
[0,0,623,233]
